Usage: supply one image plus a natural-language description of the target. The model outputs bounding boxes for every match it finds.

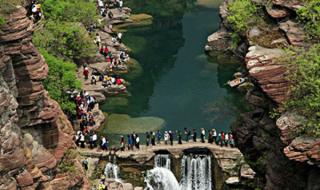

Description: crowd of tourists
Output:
[75,127,236,151]
[97,0,124,17]
[81,0,131,95]
[72,90,100,148]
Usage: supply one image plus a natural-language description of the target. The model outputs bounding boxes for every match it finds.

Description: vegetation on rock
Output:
[297,0,320,39]
[34,0,99,113]
[58,149,78,175]
[41,49,81,114]
[284,45,320,137]
[226,0,257,33]
[41,0,98,27]
[34,21,96,61]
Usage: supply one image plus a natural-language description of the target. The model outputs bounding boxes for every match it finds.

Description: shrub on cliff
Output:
[226,0,257,33]
[40,49,81,114]
[34,21,96,61]
[285,45,320,137]
[297,0,320,39]
[41,0,98,26]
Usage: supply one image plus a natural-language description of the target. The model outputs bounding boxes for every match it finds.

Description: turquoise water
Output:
[101,0,246,137]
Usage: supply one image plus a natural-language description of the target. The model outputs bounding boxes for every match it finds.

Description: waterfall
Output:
[104,155,120,180]
[180,154,212,190]
[144,168,180,190]
[154,154,171,169]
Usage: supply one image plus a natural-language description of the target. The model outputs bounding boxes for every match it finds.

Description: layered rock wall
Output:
[0,5,87,190]
[206,0,320,189]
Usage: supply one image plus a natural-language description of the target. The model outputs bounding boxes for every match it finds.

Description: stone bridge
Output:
[79,142,256,190]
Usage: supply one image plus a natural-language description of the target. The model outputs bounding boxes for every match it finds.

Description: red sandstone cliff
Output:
[0,6,88,190]
[206,0,320,189]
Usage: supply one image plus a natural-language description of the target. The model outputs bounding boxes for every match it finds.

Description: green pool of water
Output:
[101,0,248,142]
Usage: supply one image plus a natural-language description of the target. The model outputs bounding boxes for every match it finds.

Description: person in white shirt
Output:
[80,133,85,148]
[92,132,98,148]
[135,135,140,149]
[225,133,229,146]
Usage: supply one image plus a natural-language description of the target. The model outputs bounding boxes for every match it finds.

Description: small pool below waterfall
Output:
[100,0,248,142]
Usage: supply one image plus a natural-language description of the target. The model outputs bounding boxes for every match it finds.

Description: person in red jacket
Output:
[221,132,225,146]
[83,67,89,80]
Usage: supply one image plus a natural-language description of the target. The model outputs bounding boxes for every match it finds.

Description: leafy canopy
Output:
[285,45,320,137]
[34,21,96,61]
[41,49,81,114]
[227,0,257,33]
[42,0,98,26]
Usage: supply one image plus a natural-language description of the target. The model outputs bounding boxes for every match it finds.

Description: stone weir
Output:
[0,5,88,190]
[79,143,256,190]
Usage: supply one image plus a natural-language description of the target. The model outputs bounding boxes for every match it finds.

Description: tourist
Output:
[117,32,122,43]
[151,132,156,146]
[127,134,132,150]
[156,130,161,144]
[91,75,97,85]
[169,131,173,146]
[146,132,150,147]
[95,33,101,47]
[135,135,140,149]
[132,132,136,148]
[75,131,81,146]
[118,0,123,11]
[164,131,169,145]
[184,128,190,142]
[208,130,213,144]
[212,129,217,144]
[177,130,182,144]
[82,158,89,170]
[120,136,125,151]
[92,132,98,148]
[200,128,205,143]
[83,67,89,80]
[225,132,229,146]
[192,129,197,142]
[216,132,221,145]
[101,136,108,150]
[80,132,86,148]
[108,10,114,19]
[229,133,235,147]
[221,132,225,147]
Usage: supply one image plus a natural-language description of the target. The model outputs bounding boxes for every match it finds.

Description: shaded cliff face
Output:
[206,0,320,189]
[0,6,88,189]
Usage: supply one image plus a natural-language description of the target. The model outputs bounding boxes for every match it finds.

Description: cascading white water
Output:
[144,168,180,190]
[154,154,171,169]
[104,156,120,180]
[180,154,212,190]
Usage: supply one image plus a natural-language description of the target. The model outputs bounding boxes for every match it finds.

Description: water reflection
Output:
[101,0,246,138]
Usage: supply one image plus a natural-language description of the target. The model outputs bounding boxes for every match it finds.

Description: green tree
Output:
[42,0,98,26]
[34,21,96,61]
[226,0,257,33]
[41,49,81,114]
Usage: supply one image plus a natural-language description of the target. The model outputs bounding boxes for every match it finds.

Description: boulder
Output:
[279,20,308,47]
[245,46,289,104]
[16,170,33,187]
[284,137,320,166]
[276,112,305,144]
